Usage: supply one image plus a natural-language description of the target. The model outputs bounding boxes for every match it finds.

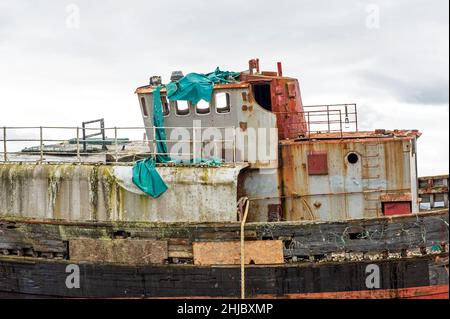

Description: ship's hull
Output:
[0,254,447,299]
[1,211,448,299]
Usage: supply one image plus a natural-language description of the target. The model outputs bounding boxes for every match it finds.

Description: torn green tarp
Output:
[166,68,240,104]
[153,86,171,163]
[131,67,239,197]
[132,157,168,198]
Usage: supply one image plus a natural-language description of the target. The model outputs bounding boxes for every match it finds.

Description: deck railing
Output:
[303,103,358,136]
[273,103,358,138]
[0,126,238,164]
[0,105,359,164]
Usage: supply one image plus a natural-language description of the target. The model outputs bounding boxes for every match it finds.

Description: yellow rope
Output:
[240,197,250,299]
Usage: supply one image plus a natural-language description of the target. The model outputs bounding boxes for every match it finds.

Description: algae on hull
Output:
[0,163,243,223]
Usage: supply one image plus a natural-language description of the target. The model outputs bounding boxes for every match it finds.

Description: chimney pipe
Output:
[277,62,283,77]
[248,58,260,75]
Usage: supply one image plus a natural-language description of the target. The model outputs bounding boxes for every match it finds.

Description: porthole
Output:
[347,152,359,164]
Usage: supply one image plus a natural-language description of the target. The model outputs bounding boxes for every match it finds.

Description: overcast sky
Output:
[0,0,448,175]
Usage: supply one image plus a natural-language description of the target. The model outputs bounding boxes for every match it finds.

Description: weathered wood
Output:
[0,211,448,263]
[193,240,284,265]
[0,254,443,298]
[69,239,168,264]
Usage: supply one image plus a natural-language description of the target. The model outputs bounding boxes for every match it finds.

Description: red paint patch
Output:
[307,152,328,175]
[383,201,412,216]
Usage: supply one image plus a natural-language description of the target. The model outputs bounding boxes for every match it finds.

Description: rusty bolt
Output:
[239,122,247,131]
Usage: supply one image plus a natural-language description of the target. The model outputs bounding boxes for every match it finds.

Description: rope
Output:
[240,197,250,299]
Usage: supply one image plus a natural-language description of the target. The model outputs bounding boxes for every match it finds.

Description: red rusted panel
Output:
[383,202,411,216]
[307,152,328,175]
[241,68,308,140]
[252,284,449,299]
[267,79,307,140]
[287,82,296,98]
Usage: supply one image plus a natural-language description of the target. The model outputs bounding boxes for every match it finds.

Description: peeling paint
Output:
[0,163,247,223]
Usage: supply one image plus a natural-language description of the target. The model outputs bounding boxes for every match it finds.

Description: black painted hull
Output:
[0,254,447,298]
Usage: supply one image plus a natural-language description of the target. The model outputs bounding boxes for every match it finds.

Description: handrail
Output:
[1,104,358,164]
[0,125,240,164]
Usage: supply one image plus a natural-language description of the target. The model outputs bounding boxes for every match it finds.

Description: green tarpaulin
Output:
[166,68,240,104]
[132,68,240,197]
[132,157,167,198]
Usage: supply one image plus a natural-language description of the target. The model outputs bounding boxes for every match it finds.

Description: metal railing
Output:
[0,126,238,164]
[274,103,358,138]
[82,118,107,152]
[304,103,358,135]
[0,105,358,164]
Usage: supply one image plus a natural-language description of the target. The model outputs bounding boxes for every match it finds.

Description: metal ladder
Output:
[361,141,382,216]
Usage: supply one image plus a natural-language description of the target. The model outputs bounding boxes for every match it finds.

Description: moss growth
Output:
[89,166,99,221]
[47,165,62,218]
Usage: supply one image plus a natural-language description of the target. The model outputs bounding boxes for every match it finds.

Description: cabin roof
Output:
[280,130,421,145]
[134,82,249,94]
[134,72,298,94]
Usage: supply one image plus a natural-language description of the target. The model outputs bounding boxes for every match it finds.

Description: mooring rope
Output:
[240,197,250,299]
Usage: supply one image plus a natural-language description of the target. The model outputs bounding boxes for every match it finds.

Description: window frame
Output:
[214,91,231,114]
[172,100,191,116]
[140,96,149,117]
[160,94,170,117]
[195,99,211,115]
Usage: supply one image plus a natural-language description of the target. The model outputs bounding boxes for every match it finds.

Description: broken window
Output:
[140,97,148,117]
[161,95,170,116]
[215,92,230,113]
[196,100,210,115]
[174,100,190,116]
[252,83,272,111]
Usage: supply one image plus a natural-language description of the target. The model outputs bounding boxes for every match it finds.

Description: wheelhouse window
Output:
[161,95,170,116]
[140,97,148,117]
[215,92,230,113]
[174,100,190,116]
[196,100,210,115]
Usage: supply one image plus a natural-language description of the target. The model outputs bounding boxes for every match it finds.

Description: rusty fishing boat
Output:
[0,59,448,299]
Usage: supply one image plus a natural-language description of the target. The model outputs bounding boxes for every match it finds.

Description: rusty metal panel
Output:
[280,136,417,221]
[383,202,411,216]
[307,152,328,175]
[268,78,307,139]
[192,240,284,265]
[380,193,412,202]
[287,82,297,98]
[237,168,281,222]
[69,239,168,264]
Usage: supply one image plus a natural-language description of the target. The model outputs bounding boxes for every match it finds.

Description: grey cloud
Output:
[359,71,449,105]
[0,0,448,175]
